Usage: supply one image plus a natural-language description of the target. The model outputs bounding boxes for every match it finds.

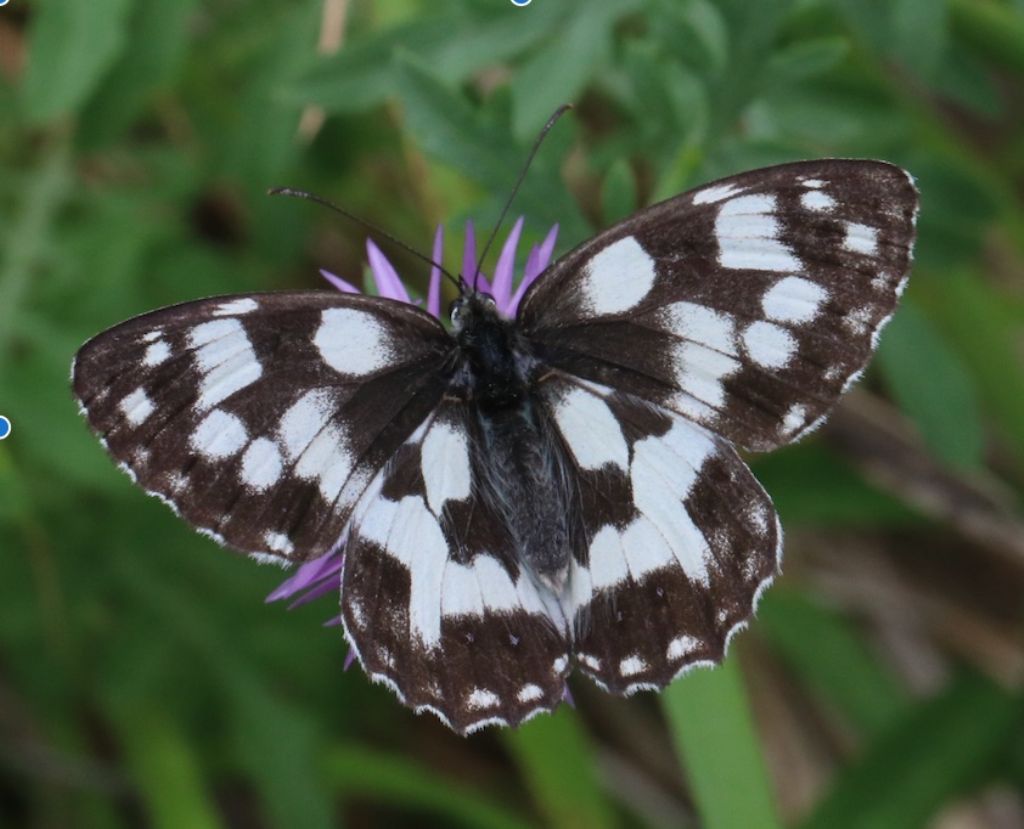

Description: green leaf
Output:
[761,37,850,88]
[802,673,1021,829]
[663,659,781,829]
[758,591,909,737]
[119,712,224,829]
[285,5,567,115]
[219,3,321,188]
[78,0,200,147]
[705,0,797,139]
[107,555,335,829]
[829,0,896,56]
[891,0,949,79]
[323,745,532,829]
[510,0,638,141]
[394,55,589,243]
[876,301,985,470]
[0,142,72,373]
[502,708,615,829]
[652,0,730,75]
[601,159,636,225]
[949,0,1024,74]
[915,269,1024,463]
[227,684,335,829]
[753,445,918,528]
[934,45,1003,119]
[23,0,134,122]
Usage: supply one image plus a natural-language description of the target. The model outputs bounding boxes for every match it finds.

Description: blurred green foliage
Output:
[2,0,1024,827]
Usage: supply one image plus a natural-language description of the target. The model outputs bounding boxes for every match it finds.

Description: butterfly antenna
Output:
[268,187,464,293]
[473,104,573,291]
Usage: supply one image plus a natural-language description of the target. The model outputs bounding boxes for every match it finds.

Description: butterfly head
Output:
[449,291,499,334]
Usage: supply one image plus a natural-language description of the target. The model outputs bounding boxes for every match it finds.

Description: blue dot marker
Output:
[510,0,531,6]
[0,416,10,440]
[0,1,10,8]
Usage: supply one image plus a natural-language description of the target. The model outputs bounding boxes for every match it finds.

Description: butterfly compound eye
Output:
[450,298,466,328]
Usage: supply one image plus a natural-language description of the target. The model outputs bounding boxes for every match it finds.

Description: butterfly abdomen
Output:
[453,294,575,590]
[471,399,574,592]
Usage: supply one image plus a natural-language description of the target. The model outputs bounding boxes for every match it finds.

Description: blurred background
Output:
[2,0,1024,826]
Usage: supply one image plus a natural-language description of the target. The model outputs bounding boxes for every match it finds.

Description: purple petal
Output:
[323,615,343,628]
[523,245,542,284]
[491,216,524,313]
[427,225,443,319]
[508,224,559,317]
[344,648,357,670]
[366,240,410,302]
[265,552,343,603]
[509,246,540,316]
[287,572,342,610]
[537,223,559,271]
[320,269,360,294]
[461,220,476,289]
[562,685,575,708]
[475,270,492,295]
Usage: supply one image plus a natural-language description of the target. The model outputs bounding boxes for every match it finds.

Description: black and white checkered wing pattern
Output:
[73,293,452,562]
[542,376,779,693]
[521,160,918,451]
[341,400,570,733]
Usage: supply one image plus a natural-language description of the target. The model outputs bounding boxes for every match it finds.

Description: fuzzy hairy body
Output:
[451,295,576,587]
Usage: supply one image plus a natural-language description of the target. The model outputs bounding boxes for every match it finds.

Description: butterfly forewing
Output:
[521,160,918,451]
[73,292,453,561]
[342,399,570,733]
[541,375,779,693]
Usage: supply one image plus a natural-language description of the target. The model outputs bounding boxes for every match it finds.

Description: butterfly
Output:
[72,159,918,734]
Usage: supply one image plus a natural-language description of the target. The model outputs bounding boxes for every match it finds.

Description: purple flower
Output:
[267,218,559,624]
[318,218,559,319]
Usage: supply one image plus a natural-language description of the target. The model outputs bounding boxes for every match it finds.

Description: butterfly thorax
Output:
[451,293,575,592]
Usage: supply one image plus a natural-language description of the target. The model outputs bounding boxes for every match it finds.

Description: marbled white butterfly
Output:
[73,158,918,734]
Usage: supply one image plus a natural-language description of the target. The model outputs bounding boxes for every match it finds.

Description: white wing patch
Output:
[692,182,742,205]
[358,494,449,648]
[191,409,248,459]
[579,236,657,316]
[667,635,699,660]
[279,389,334,460]
[213,298,259,316]
[670,340,741,412]
[659,301,738,354]
[715,194,802,272]
[628,420,714,584]
[844,222,879,255]
[314,307,395,376]
[553,386,629,471]
[240,437,284,490]
[276,388,353,503]
[761,276,828,324]
[187,319,263,411]
[800,189,835,212]
[619,655,647,677]
[421,420,472,513]
[143,339,172,367]
[119,387,155,426]
[741,321,797,369]
[555,397,717,604]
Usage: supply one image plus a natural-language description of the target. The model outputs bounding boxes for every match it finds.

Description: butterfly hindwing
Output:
[541,375,780,693]
[73,292,453,561]
[521,159,918,451]
[341,400,570,733]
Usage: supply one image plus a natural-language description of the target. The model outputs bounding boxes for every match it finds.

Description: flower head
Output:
[268,218,559,620]
[319,218,559,320]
